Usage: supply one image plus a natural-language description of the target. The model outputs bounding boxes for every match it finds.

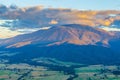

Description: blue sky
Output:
[0,0,120,10]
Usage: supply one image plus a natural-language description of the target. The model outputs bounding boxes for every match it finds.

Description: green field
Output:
[0,58,120,80]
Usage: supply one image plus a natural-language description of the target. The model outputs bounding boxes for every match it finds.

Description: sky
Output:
[0,0,120,10]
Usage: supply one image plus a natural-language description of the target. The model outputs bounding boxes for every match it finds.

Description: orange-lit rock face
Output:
[6,41,31,48]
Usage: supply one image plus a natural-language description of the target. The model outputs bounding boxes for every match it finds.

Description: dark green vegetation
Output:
[2,44,119,65]
[0,58,120,80]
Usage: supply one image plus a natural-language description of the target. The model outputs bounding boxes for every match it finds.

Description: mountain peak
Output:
[0,24,114,48]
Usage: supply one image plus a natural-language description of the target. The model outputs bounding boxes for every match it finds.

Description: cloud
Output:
[101,27,120,31]
[0,27,21,38]
[0,26,51,39]
[49,20,58,24]
[99,26,120,31]
[16,27,51,33]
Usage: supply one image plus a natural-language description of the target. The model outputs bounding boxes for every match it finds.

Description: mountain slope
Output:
[0,24,120,65]
[7,44,118,65]
[0,24,114,48]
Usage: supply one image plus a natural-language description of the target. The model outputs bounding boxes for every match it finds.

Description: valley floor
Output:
[0,58,120,80]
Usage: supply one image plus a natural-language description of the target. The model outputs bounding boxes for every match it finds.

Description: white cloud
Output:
[0,19,51,38]
[16,27,51,33]
[0,27,21,39]
[0,26,51,39]
[100,26,120,31]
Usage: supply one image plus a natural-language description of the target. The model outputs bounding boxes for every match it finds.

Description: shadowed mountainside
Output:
[2,43,120,65]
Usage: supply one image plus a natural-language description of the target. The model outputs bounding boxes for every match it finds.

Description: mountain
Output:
[1,5,120,65]
[0,24,115,48]
[0,24,120,65]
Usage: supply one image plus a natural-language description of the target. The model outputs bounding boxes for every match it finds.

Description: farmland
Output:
[0,58,120,80]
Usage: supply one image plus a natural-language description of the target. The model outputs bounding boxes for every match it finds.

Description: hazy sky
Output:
[0,0,120,10]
